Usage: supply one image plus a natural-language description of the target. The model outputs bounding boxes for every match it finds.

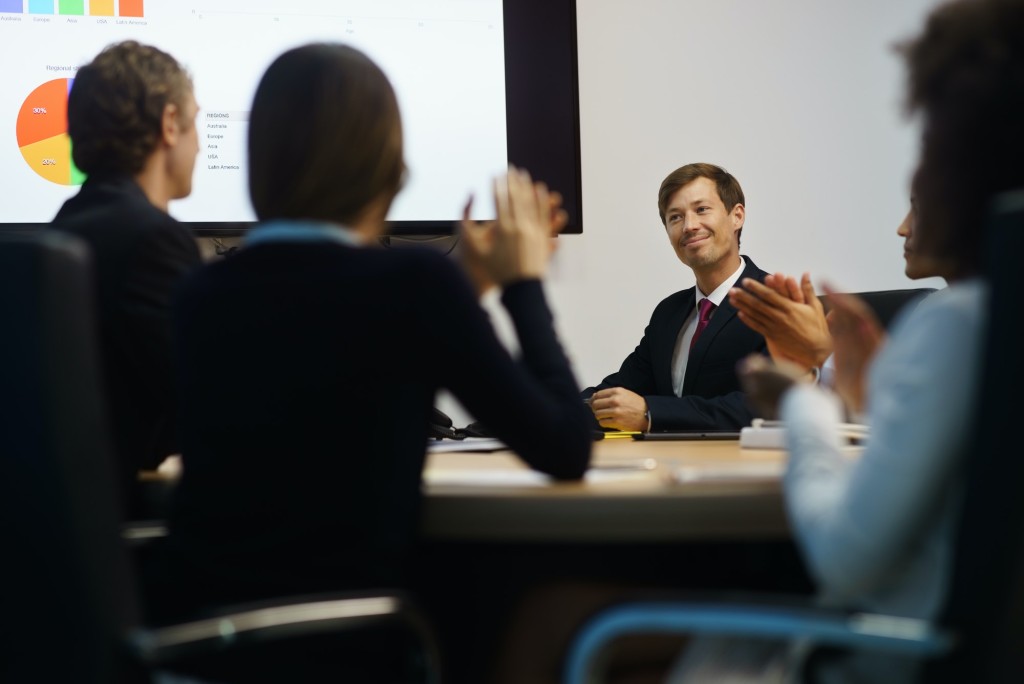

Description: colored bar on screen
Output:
[59,0,83,14]
[28,0,53,13]
[117,0,141,17]
[0,0,22,13]
[89,0,113,14]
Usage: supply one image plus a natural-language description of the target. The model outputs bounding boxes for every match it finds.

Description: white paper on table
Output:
[667,461,784,483]
[423,463,662,487]
[423,468,551,487]
[426,438,508,453]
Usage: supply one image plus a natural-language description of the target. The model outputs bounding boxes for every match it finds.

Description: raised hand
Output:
[821,284,886,416]
[729,272,832,370]
[458,167,560,295]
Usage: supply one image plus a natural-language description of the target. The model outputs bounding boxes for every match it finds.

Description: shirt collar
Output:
[695,256,746,309]
[243,220,361,248]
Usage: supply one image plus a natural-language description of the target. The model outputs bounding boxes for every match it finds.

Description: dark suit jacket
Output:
[585,256,769,431]
[155,238,591,620]
[51,174,200,512]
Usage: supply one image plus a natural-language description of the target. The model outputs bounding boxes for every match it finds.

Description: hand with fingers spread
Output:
[588,387,649,432]
[729,271,832,371]
[822,284,886,416]
[458,167,560,296]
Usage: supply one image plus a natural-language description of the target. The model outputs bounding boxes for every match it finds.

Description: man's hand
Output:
[588,387,649,431]
[822,285,886,416]
[729,272,833,370]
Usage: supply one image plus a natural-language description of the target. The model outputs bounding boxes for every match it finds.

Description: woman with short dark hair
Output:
[158,43,591,619]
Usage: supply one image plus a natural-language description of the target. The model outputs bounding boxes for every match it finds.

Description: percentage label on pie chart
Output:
[17,78,86,186]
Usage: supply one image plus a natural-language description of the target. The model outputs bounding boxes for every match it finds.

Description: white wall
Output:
[440,0,945,425]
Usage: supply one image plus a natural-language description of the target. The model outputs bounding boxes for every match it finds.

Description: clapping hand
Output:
[821,284,885,416]
[730,272,832,371]
[458,167,564,296]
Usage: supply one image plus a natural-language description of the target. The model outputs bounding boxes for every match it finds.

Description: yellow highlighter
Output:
[602,431,642,439]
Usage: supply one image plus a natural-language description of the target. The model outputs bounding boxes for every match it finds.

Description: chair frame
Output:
[564,600,952,684]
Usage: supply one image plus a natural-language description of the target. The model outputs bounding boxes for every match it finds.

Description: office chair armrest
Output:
[564,601,954,684]
[129,591,435,666]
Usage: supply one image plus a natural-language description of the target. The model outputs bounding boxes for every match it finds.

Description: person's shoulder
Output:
[892,279,988,339]
[915,280,987,321]
[648,286,696,321]
[739,254,769,281]
[147,211,194,242]
[54,184,179,236]
[382,243,461,279]
[130,208,199,265]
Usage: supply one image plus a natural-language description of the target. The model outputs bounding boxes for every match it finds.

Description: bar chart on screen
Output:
[0,1,143,16]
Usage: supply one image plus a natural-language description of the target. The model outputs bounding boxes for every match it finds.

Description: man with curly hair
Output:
[52,41,201,517]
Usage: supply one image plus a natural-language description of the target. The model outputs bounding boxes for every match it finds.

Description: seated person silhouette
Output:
[154,43,592,621]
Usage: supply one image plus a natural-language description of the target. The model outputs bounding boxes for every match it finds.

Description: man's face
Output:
[663,177,743,271]
[167,90,200,200]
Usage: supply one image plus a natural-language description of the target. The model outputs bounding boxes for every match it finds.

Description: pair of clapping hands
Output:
[730,273,886,419]
[457,166,567,296]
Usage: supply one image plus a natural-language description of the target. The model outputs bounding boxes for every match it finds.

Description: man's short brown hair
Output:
[658,163,745,246]
[68,41,192,177]
[247,44,405,226]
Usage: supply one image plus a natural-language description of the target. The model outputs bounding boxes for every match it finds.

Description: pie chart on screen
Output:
[16,78,86,186]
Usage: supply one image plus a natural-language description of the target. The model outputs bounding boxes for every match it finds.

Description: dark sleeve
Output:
[118,223,201,458]
[583,303,767,431]
[581,324,659,400]
[416,259,591,480]
[580,333,758,431]
[644,390,756,431]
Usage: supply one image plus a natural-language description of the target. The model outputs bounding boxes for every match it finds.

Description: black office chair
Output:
[0,232,440,683]
[922,191,1024,683]
[563,199,1023,683]
[824,287,936,330]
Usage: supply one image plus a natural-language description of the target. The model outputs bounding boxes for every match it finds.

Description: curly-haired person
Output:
[51,41,201,518]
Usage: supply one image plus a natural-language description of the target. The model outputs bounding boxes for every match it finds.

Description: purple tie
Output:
[690,298,716,351]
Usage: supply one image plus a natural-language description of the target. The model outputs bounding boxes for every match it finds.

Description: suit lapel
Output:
[683,299,739,389]
[681,259,761,394]
[653,287,695,395]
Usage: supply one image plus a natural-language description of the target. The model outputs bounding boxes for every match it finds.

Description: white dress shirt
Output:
[670,257,746,397]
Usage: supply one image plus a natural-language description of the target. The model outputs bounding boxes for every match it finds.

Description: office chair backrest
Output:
[929,192,1024,683]
[0,232,141,683]
[823,288,937,330]
[0,232,443,684]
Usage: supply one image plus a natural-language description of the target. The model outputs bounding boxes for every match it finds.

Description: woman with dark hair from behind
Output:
[155,43,591,625]
[667,0,1024,682]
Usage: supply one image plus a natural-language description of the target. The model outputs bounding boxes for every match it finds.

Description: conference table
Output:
[416,436,805,683]
[420,436,790,542]
[139,436,791,542]
[138,437,801,684]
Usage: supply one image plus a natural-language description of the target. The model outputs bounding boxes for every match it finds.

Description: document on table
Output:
[423,458,663,487]
[666,461,784,483]
[427,438,508,453]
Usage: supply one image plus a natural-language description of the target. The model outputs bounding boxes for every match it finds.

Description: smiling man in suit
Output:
[584,163,769,431]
